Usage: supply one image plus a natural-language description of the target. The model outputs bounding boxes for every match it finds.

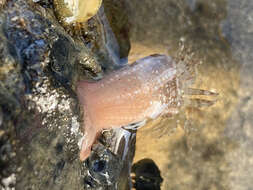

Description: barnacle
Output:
[54,0,102,24]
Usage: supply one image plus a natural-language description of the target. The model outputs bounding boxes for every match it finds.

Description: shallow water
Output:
[122,0,253,189]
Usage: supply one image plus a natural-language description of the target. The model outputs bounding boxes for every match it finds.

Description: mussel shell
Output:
[54,0,102,24]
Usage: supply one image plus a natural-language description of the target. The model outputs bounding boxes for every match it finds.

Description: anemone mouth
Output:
[174,54,218,109]
[138,87,219,138]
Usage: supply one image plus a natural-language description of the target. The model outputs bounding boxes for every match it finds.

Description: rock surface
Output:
[0,0,133,189]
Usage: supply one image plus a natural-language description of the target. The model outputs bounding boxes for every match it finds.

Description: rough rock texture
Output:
[0,0,133,189]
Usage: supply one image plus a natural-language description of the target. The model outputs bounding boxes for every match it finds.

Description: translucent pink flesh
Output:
[77,55,184,161]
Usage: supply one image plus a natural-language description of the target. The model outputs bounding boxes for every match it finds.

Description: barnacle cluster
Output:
[54,0,102,24]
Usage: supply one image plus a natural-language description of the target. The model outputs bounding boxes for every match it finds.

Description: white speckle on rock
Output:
[1,174,16,190]
[71,116,80,135]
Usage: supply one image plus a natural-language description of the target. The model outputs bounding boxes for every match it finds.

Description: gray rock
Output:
[0,0,134,189]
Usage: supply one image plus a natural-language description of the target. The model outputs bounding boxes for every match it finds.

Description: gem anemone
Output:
[77,54,196,161]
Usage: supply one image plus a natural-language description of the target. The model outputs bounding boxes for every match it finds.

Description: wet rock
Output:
[87,143,123,186]
[102,0,131,59]
[83,142,123,189]
[60,1,131,73]
[81,128,136,190]
[0,0,134,189]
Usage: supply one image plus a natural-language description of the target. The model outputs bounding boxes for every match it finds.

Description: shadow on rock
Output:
[132,158,163,190]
